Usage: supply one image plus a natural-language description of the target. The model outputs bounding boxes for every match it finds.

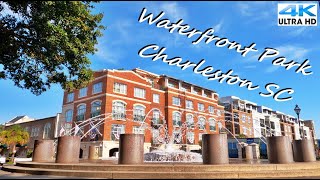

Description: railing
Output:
[134,115,145,122]
[173,121,182,126]
[76,114,85,121]
[151,118,163,125]
[90,111,101,118]
[112,113,126,120]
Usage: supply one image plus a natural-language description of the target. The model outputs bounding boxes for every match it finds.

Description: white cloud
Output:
[213,20,224,33]
[95,42,121,64]
[263,45,310,73]
[159,2,187,21]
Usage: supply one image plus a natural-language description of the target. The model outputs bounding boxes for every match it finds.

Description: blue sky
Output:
[1,1,320,137]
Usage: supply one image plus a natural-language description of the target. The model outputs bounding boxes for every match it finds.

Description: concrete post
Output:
[250,143,260,159]
[267,136,293,164]
[32,140,54,162]
[202,134,229,164]
[56,136,81,163]
[118,134,144,164]
[293,139,316,162]
[88,146,99,160]
[245,145,253,160]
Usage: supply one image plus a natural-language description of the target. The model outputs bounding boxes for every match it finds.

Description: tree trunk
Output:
[11,144,16,163]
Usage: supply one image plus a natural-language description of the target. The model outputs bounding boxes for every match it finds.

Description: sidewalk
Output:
[0,169,89,179]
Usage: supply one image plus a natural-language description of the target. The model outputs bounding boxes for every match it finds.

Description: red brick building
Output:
[60,68,225,158]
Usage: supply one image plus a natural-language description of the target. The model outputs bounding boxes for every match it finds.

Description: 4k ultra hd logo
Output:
[278,3,317,26]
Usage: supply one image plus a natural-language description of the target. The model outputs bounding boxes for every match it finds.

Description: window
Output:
[168,82,175,88]
[187,132,194,144]
[133,126,145,134]
[77,104,86,121]
[173,112,182,126]
[153,94,160,103]
[198,117,206,130]
[173,130,182,144]
[186,100,193,109]
[25,127,29,132]
[217,110,222,116]
[65,109,73,122]
[43,123,51,139]
[198,103,205,111]
[114,83,127,94]
[172,97,180,106]
[79,87,87,98]
[152,110,161,125]
[243,127,247,135]
[133,105,145,122]
[186,114,194,128]
[134,88,146,99]
[91,101,101,117]
[242,115,246,123]
[31,127,40,137]
[93,82,102,94]
[152,129,160,144]
[112,101,126,120]
[111,124,125,141]
[209,118,216,131]
[208,106,214,113]
[67,93,74,102]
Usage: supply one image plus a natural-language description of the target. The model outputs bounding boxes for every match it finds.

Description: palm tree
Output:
[0,125,29,162]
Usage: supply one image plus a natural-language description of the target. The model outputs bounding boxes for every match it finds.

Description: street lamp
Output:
[294,104,304,139]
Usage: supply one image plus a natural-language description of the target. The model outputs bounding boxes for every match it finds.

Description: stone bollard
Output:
[88,146,99,160]
[118,134,144,164]
[267,136,293,164]
[293,139,316,162]
[202,134,229,164]
[245,145,253,160]
[32,140,55,162]
[250,143,260,159]
[56,136,81,163]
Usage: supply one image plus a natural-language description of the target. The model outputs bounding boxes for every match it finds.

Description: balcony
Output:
[151,118,163,126]
[173,121,182,127]
[90,111,101,118]
[76,114,85,121]
[112,113,126,120]
[134,115,146,122]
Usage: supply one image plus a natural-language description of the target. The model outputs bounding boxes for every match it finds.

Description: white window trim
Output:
[92,82,103,95]
[172,97,181,106]
[78,87,88,98]
[113,82,127,95]
[153,94,160,103]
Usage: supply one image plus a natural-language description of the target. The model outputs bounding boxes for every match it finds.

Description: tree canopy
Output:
[0,124,29,148]
[0,1,105,95]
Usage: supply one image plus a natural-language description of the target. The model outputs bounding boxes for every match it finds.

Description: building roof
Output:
[7,115,26,124]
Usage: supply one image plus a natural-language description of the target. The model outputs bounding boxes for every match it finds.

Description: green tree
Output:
[0,1,105,95]
[0,125,29,162]
[238,134,246,138]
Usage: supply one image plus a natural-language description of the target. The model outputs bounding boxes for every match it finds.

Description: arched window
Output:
[91,101,101,117]
[65,109,73,122]
[173,112,181,126]
[133,105,145,122]
[112,101,126,120]
[186,114,194,128]
[209,118,216,131]
[152,109,161,125]
[198,117,206,130]
[77,104,86,121]
[43,123,51,139]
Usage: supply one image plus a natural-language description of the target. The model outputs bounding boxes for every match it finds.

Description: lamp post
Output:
[294,104,304,139]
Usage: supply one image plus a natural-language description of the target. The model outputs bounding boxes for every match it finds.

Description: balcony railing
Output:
[173,121,182,126]
[112,113,126,120]
[134,115,145,122]
[151,118,163,125]
[76,114,85,121]
[90,111,101,118]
